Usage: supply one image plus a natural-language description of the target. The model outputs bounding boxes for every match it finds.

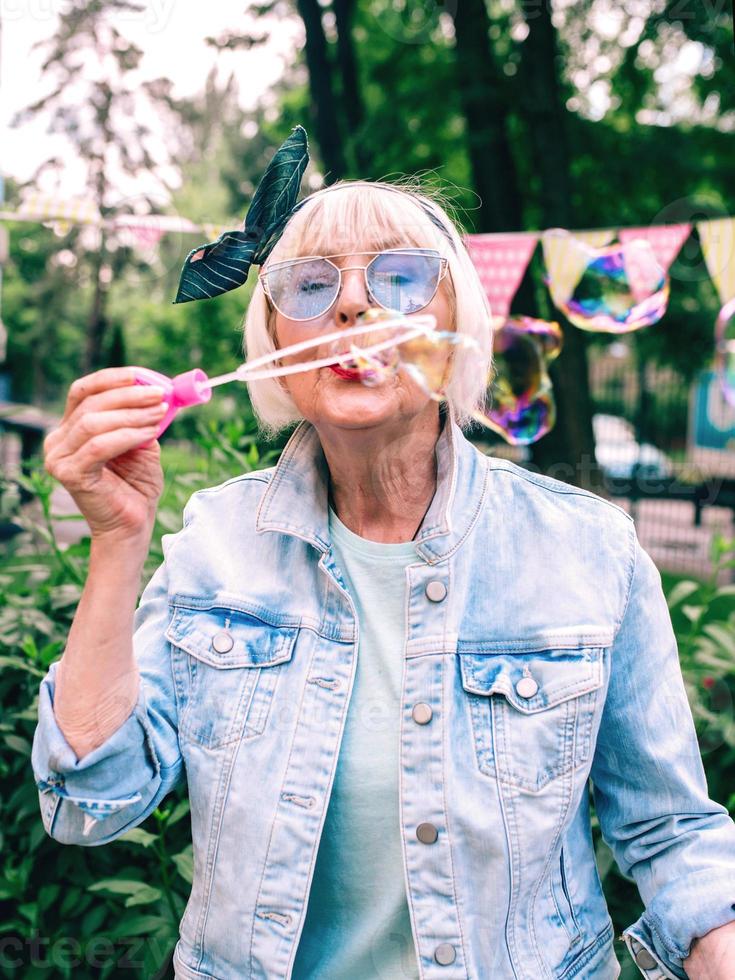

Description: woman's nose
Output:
[334,268,370,326]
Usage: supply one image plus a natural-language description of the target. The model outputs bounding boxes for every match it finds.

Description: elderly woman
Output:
[33,133,735,980]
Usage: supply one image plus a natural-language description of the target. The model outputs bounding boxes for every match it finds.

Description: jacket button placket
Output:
[251,568,358,978]
[400,566,466,977]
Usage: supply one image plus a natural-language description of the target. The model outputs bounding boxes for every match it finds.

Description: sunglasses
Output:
[259,247,449,322]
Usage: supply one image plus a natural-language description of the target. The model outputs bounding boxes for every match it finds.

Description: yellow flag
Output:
[698,218,735,303]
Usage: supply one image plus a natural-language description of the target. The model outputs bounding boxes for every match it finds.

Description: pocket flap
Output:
[165,604,298,669]
[459,648,603,714]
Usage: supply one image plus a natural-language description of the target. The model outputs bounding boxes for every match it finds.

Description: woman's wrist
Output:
[89,528,152,571]
[683,921,735,979]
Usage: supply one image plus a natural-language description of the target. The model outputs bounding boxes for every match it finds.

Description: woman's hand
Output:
[684,921,735,979]
[43,367,168,546]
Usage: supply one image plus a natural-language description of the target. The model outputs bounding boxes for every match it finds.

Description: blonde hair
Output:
[243,179,494,435]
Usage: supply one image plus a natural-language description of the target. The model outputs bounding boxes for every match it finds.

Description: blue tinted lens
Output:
[265,258,340,319]
[367,251,442,314]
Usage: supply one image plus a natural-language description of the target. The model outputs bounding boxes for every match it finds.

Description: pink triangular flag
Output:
[465,234,538,318]
[618,223,691,274]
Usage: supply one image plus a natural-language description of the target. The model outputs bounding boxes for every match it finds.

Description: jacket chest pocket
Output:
[166,604,298,750]
[459,645,605,795]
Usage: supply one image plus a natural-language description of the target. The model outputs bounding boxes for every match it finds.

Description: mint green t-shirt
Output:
[291,508,421,980]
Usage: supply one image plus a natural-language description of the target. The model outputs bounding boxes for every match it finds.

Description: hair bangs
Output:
[268,181,448,263]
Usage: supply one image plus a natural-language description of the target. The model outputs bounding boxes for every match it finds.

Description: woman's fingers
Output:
[61,368,139,421]
[50,425,162,491]
[45,381,166,454]
[48,403,168,462]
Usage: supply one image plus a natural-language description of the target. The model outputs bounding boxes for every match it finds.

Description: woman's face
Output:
[271,250,454,432]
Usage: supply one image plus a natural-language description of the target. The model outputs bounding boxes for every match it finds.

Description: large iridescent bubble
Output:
[542,230,669,333]
[715,298,735,408]
[474,317,563,445]
[326,307,480,399]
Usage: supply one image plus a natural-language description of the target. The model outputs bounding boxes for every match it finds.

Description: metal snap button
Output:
[416,822,439,844]
[434,943,456,966]
[412,703,433,725]
[411,701,434,725]
[634,948,658,971]
[425,580,447,603]
[515,675,538,699]
[212,630,234,654]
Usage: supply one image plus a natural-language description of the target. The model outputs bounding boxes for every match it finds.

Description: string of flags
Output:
[1,191,734,310]
[1,192,734,445]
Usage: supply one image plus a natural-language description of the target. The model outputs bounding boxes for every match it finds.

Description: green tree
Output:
[12,0,172,373]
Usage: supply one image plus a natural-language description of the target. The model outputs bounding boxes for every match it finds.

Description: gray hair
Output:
[243,179,494,436]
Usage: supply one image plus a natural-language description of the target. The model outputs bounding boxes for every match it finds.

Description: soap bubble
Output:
[475,317,563,445]
[543,230,669,333]
[715,298,735,408]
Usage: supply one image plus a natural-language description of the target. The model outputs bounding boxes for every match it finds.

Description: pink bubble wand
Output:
[131,313,437,441]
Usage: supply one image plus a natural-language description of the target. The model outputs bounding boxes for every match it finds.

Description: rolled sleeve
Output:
[31,550,184,846]
[590,530,735,979]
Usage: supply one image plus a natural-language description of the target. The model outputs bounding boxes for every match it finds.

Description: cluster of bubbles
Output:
[542,230,669,334]
[475,317,563,446]
[226,234,675,448]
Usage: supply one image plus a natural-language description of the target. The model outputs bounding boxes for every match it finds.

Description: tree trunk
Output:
[332,0,369,172]
[84,239,109,374]
[295,0,347,182]
[451,0,525,233]
[518,2,602,492]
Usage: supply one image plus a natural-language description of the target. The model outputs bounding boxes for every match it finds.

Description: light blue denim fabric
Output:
[31,411,735,980]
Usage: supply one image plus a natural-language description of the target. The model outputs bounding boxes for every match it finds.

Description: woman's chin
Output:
[315,378,410,429]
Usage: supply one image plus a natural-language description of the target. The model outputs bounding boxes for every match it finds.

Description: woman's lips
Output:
[329,364,362,381]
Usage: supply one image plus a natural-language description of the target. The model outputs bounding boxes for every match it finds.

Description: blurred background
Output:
[0,2,734,978]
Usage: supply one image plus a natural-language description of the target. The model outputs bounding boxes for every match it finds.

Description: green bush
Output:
[0,426,733,978]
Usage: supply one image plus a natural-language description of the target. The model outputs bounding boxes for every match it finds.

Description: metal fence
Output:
[480,338,735,584]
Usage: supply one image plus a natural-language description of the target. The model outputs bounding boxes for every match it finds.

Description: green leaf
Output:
[666,580,700,608]
[117,828,157,848]
[124,885,163,908]
[166,798,190,827]
[105,914,173,939]
[82,904,108,935]
[682,604,706,622]
[18,902,37,924]
[172,845,194,884]
[0,656,45,677]
[4,734,32,756]
[37,883,61,911]
[59,887,83,918]
[89,879,149,896]
[702,623,735,659]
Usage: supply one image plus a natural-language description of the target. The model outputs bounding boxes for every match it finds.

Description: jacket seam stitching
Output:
[440,650,469,973]
[611,524,639,645]
[487,461,635,520]
[645,911,688,961]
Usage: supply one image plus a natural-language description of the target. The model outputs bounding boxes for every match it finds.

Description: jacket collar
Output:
[255,408,489,564]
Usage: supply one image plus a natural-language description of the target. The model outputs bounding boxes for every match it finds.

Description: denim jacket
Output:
[32,413,735,980]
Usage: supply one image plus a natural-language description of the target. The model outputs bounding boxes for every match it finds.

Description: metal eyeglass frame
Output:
[258,247,450,322]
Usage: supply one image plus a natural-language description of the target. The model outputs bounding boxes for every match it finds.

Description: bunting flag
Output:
[540,229,591,312]
[573,229,616,248]
[464,233,538,318]
[618,223,691,274]
[114,215,167,250]
[2,195,735,329]
[698,218,735,304]
[17,191,101,226]
[114,214,205,250]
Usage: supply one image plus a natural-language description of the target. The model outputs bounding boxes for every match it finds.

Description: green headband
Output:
[173,125,456,305]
